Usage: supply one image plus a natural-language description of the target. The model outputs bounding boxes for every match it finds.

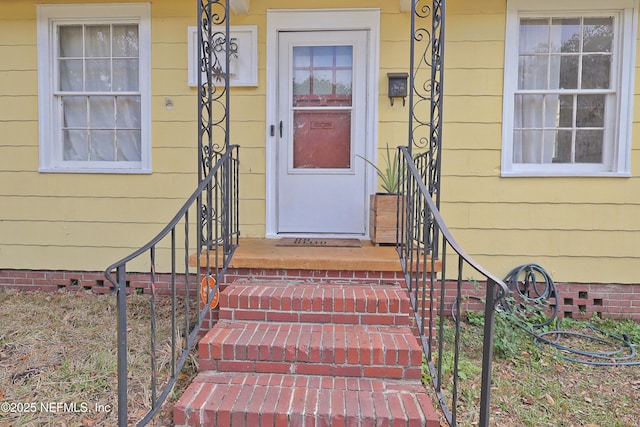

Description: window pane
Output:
[335,70,352,96]
[583,17,614,52]
[113,59,139,91]
[312,69,333,95]
[85,25,111,57]
[554,130,573,163]
[59,59,83,91]
[544,94,560,128]
[59,26,83,57]
[581,55,611,89]
[117,130,141,161]
[89,96,115,128]
[519,18,550,54]
[518,55,548,89]
[514,94,544,128]
[86,59,111,91]
[90,130,115,161]
[515,129,544,163]
[117,96,141,129]
[576,95,605,127]
[62,96,87,128]
[336,46,352,67]
[293,47,311,67]
[63,130,89,160]
[112,25,139,57]
[293,70,311,96]
[558,95,574,128]
[576,130,603,163]
[552,55,578,89]
[514,95,523,128]
[515,130,557,164]
[313,47,334,67]
[551,18,581,53]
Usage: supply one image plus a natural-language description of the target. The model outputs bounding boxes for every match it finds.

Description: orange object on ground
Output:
[200,275,219,309]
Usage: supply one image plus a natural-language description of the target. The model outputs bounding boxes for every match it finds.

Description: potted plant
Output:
[359,144,403,245]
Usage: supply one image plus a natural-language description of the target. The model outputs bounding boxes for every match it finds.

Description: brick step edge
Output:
[219,283,411,326]
[174,372,440,427]
[199,321,423,379]
[220,283,411,314]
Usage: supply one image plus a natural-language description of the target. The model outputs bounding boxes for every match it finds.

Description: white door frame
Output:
[265,8,380,238]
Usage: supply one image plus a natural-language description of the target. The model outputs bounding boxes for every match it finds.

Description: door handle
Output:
[279,121,283,138]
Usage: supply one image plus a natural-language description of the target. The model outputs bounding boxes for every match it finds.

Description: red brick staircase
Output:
[174,282,439,426]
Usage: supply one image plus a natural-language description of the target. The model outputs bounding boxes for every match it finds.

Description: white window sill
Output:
[39,167,152,175]
[501,170,631,178]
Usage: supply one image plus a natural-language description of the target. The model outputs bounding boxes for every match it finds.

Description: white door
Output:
[276,30,369,236]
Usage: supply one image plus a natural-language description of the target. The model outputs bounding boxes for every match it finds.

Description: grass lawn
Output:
[1,289,639,426]
[0,289,198,427]
[429,308,640,427]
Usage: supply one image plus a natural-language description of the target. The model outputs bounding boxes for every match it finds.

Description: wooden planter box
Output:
[369,194,400,245]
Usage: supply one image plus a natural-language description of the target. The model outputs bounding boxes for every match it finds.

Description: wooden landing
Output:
[192,238,441,273]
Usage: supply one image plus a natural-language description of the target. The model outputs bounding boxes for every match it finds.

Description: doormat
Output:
[275,238,362,248]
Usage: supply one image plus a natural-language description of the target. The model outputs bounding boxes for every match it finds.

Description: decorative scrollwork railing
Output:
[198,0,232,250]
[409,0,445,201]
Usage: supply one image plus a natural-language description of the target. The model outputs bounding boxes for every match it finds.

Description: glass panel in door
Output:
[292,45,353,169]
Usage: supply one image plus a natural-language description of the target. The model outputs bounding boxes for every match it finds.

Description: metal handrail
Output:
[397,146,509,427]
[104,145,239,426]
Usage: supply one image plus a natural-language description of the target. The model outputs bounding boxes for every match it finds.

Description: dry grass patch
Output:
[0,289,198,427]
[426,311,640,427]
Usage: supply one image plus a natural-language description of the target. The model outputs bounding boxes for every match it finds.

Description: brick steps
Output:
[219,283,411,326]
[174,282,439,427]
[174,372,434,427]
[199,321,423,379]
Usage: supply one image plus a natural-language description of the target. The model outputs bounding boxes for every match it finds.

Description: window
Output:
[37,4,151,173]
[502,0,637,176]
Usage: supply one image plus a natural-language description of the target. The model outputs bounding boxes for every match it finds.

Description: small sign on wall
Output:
[187,25,258,87]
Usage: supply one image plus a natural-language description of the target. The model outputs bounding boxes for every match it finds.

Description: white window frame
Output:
[37,3,152,174]
[501,0,638,177]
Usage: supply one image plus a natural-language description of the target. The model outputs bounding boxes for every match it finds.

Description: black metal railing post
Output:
[479,279,499,426]
[115,264,128,427]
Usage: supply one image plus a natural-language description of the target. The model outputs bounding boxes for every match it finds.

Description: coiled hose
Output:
[457,264,639,366]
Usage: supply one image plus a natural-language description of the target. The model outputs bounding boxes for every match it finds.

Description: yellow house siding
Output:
[0,71,38,96]
[378,3,410,161]
[0,1,200,271]
[1,0,639,286]
[0,146,39,171]
[440,2,640,284]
